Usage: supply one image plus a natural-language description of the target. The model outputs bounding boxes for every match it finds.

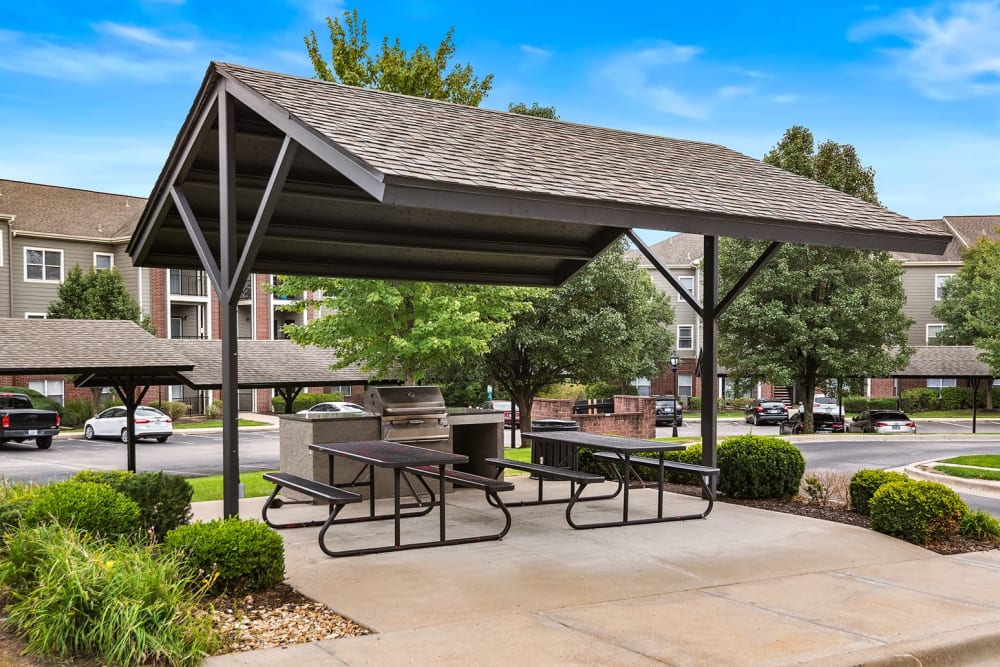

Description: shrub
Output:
[0,385,61,413]
[270,391,345,413]
[688,396,701,410]
[72,470,193,541]
[23,481,143,539]
[0,523,217,665]
[869,398,901,410]
[164,518,285,595]
[901,387,939,413]
[149,400,190,422]
[59,398,95,428]
[716,435,805,499]
[938,386,974,410]
[203,398,223,419]
[727,397,752,411]
[848,469,909,515]
[842,396,870,414]
[870,480,968,545]
[959,510,1000,542]
[799,469,851,507]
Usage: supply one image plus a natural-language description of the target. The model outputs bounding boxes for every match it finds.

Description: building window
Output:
[631,377,651,397]
[926,324,945,345]
[24,247,63,282]
[676,325,694,350]
[935,274,955,300]
[677,275,694,301]
[24,313,47,319]
[677,374,693,401]
[93,253,114,270]
[927,378,957,396]
[28,379,64,406]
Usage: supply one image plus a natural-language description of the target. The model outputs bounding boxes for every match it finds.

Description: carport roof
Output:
[892,346,993,378]
[170,339,373,389]
[0,319,192,385]
[128,62,951,288]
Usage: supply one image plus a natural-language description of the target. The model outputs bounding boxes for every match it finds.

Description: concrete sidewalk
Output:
[200,477,1000,666]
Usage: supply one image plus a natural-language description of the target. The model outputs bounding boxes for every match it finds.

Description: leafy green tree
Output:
[933,233,1000,372]
[507,102,558,119]
[48,265,153,333]
[484,241,674,431]
[719,126,912,432]
[273,278,528,385]
[304,8,493,105]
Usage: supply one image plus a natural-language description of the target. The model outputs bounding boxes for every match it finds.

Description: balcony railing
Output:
[169,270,207,297]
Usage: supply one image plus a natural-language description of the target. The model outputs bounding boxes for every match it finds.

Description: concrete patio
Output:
[201,477,1000,666]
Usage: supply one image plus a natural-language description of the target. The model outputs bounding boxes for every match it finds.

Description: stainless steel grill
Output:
[364,386,449,445]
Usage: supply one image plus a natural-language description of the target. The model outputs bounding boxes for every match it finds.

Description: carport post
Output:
[701,237,719,479]
[219,88,240,518]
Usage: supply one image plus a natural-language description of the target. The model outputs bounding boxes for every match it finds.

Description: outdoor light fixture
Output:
[669,351,679,437]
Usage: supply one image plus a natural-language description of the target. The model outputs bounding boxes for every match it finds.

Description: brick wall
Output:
[531,395,655,438]
[149,268,167,338]
[870,378,895,398]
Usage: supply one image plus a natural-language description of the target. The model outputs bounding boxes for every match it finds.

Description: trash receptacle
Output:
[529,419,579,472]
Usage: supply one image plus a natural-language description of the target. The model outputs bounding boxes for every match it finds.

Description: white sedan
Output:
[84,406,173,443]
[296,402,368,415]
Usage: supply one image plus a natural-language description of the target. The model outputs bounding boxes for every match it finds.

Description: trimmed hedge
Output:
[164,518,285,595]
[23,481,143,540]
[849,469,910,515]
[870,480,968,545]
[716,435,805,499]
[72,470,193,542]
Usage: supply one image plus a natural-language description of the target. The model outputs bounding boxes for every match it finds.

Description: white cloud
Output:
[520,44,552,58]
[93,22,196,52]
[597,41,707,119]
[717,85,754,98]
[771,93,799,104]
[851,1,1000,99]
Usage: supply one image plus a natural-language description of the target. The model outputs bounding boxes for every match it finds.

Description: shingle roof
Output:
[0,319,192,376]
[893,346,992,378]
[171,339,375,389]
[890,217,1000,262]
[0,180,145,240]
[219,63,943,242]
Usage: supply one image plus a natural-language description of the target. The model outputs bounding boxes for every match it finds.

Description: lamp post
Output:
[669,350,680,438]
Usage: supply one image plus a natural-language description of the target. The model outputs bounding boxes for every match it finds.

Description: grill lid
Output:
[364,386,446,416]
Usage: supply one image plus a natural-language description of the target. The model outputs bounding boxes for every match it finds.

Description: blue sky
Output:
[2,0,998,245]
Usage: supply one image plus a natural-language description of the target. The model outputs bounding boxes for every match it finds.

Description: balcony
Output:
[169,270,207,297]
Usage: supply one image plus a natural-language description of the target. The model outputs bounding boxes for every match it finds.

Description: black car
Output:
[779,412,845,434]
[744,399,789,425]
[654,395,683,426]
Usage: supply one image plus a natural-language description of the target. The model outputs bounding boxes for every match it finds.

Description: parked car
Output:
[798,395,844,416]
[84,406,173,443]
[478,400,520,428]
[779,412,845,434]
[744,399,789,425]
[0,392,60,450]
[848,410,916,434]
[297,402,367,415]
[654,395,683,426]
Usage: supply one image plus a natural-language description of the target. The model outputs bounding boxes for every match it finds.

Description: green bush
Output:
[870,480,968,545]
[0,481,39,535]
[848,469,909,515]
[164,518,285,595]
[23,481,143,540]
[901,387,939,413]
[959,510,1000,542]
[59,398,95,428]
[72,470,193,541]
[938,386,975,410]
[269,391,345,413]
[869,398,900,410]
[149,400,190,422]
[716,435,805,499]
[688,396,702,410]
[0,385,61,413]
[842,396,870,413]
[727,397,752,411]
[0,523,217,665]
[205,398,224,419]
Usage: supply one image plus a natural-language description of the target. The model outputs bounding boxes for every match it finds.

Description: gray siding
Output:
[900,263,959,345]
[647,266,699,360]
[113,244,150,316]
[0,226,10,317]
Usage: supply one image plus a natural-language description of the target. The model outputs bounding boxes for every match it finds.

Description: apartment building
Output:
[0,179,357,413]
[634,216,1000,403]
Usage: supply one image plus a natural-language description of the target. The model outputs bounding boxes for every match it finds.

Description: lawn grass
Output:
[938,454,1000,469]
[186,470,278,502]
[933,465,1000,482]
[173,418,269,429]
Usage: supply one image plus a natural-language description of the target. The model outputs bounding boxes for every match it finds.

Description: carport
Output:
[169,339,373,412]
[128,62,951,516]
[0,319,193,472]
[893,345,995,433]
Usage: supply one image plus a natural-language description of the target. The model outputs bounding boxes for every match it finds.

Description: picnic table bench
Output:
[591,452,720,519]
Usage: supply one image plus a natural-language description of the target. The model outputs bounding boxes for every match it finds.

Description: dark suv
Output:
[744,399,789,425]
[654,395,683,426]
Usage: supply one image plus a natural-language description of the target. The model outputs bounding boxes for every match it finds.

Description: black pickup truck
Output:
[0,392,60,449]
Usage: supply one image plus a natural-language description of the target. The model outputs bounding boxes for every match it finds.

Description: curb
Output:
[899,459,1000,499]
[818,622,1000,667]
[53,424,278,440]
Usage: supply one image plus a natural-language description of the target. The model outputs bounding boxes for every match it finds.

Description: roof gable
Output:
[0,180,145,240]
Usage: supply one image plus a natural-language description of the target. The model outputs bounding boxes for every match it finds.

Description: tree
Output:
[304,8,493,106]
[483,241,674,431]
[933,233,1000,373]
[47,265,155,410]
[719,126,912,432]
[507,102,558,119]
[273,277,529,385]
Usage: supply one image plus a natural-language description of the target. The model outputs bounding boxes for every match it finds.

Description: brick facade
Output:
[532,395,655,439]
